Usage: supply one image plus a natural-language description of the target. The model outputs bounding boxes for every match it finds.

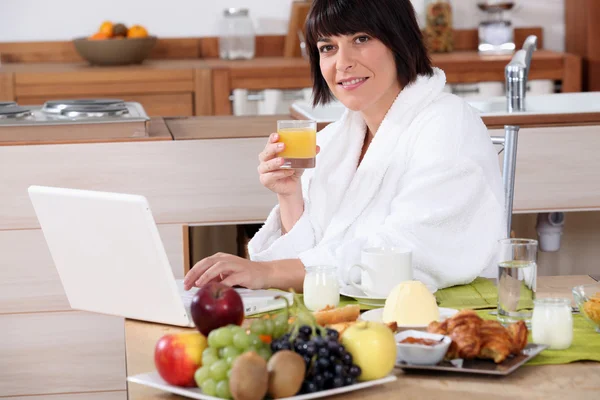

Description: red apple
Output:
[190,282,244,336]
[154,332,207,387]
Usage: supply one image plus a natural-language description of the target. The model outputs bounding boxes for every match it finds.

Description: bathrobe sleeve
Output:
[246,185,316,261]
[298,107,505,290]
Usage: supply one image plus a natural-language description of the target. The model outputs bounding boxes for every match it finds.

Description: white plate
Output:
[359,307,458,330]
[339,286,386,306]
[127,371,397,400]
[340,283,438,307]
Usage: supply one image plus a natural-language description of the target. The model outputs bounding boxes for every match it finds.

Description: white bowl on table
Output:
[395,330,452,366]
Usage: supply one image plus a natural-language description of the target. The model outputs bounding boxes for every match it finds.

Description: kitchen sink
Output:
[468,92,600,115]
[291,92,600,123]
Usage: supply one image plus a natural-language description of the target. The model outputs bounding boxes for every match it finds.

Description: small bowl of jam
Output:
[395,330,452,365]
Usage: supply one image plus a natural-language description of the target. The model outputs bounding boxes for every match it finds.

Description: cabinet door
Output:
[0,311,125,397]
[17,93,194,117]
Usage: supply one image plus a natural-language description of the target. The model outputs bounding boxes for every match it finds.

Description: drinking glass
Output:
[277,120,317,169]
[497,238,538,327]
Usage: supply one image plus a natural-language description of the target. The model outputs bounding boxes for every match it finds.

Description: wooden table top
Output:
[125,275,600,400]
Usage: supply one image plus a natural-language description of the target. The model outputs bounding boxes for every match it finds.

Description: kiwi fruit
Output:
[229,352,268,400]
[113,23,128,37]
[267,350,306,398]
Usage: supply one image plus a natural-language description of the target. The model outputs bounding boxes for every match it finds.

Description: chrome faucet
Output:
[505,35,538,112]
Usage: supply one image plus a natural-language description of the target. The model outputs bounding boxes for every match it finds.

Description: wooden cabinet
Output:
[565,0,600,91]
[2,61,199,116]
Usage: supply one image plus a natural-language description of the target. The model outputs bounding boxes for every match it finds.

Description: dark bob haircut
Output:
[305,0,434,106]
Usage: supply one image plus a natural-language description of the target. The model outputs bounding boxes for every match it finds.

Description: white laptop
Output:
[27,185,293,327]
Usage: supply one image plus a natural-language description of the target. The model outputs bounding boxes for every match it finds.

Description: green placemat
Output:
[435,277,499,309]
[475,310,600,365]
[435,277,534,311]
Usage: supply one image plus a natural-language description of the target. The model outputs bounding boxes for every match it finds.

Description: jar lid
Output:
[224,8,249,17]
[534,297,572,307]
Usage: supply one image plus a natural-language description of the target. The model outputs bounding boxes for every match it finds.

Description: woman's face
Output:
[317,33,402,113]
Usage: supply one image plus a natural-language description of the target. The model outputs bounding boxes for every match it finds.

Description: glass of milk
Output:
[303,266,340,312]
[531,298,573,350]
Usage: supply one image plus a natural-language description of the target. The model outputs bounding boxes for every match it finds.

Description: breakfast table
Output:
[125,275,600,400]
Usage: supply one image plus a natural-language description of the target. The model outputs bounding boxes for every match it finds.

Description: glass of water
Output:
[497,238,538,327]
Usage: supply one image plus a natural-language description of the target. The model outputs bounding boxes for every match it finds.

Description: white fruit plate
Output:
[359,307,458,330]
[127,371,397,400]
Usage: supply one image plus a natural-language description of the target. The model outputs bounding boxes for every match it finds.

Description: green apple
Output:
[341,321,397,381]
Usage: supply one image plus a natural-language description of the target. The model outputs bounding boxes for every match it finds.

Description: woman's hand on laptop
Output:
[183,253,306,292]
[183,253,272,290]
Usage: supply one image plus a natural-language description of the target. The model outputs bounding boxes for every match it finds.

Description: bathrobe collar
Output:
[310,68,448,241]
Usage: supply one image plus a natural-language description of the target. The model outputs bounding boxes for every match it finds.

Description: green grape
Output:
[257,347,272,361]
[248,333,262,347]
[229,325,246,337]
[201,379,217,396]
[202,348,219,367]
[207,330,219,348]
[247,346,259,354]
[211,327,234,348]
[263,319,274,336]
[232,331,251,351]
[273,314,289,338]
[194,366,211,387]
[221,346,241,359]
[203,353,219,367]
[203,347,219,358]
[209,359,229,381]
[216,379,232,399]
[250,320,266,336]
[227,369,233,379]
[226,354,239,367]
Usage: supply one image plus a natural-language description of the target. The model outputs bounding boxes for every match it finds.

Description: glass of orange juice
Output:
[277,120,317,169]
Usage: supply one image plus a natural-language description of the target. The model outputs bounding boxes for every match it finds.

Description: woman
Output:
[183,0,505,293]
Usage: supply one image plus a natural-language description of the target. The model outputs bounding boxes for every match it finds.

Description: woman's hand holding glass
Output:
[258,133,319,197]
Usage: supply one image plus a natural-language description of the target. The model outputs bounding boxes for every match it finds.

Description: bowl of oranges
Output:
[73,21,157,66]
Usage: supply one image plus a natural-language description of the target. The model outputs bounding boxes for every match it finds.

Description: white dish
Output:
[340,283,437,307]
[394,330,452,365]
[339,286,386,306]
[127,371,397,400]
[359,307,458,329]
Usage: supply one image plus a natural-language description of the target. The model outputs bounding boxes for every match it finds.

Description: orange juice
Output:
[277,120,317,168]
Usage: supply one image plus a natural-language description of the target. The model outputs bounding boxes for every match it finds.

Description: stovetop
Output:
[0,99,150,127]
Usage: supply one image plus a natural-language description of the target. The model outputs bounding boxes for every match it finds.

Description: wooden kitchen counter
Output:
[165,115,283,140]
[125,275,600,400]
[0,116,172,146]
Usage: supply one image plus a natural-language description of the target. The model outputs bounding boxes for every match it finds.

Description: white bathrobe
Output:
[248,68,505,291]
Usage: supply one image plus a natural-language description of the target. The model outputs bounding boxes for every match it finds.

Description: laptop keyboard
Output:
[176,279,198,309]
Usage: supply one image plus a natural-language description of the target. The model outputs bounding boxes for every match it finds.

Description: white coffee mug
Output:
[349,247,413,298]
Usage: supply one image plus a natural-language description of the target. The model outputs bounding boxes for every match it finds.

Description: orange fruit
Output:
[127,25,149,38]
[89,32,109,40]
[99,21,114,38]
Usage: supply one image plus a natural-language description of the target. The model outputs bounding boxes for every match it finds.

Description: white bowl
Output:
[394,330,451,366]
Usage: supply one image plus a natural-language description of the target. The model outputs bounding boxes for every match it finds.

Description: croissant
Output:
[478,320,513,363]
[427,310,529,364]
[507,320,528,354]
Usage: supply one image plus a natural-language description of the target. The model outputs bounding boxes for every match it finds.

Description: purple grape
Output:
[349,365,361,378]
[332,376,344,388]
[341,351,353,365]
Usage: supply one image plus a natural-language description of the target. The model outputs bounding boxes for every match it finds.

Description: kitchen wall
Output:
[0,0,565,51]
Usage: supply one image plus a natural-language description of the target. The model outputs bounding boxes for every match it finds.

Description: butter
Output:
[382,281,440,326]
